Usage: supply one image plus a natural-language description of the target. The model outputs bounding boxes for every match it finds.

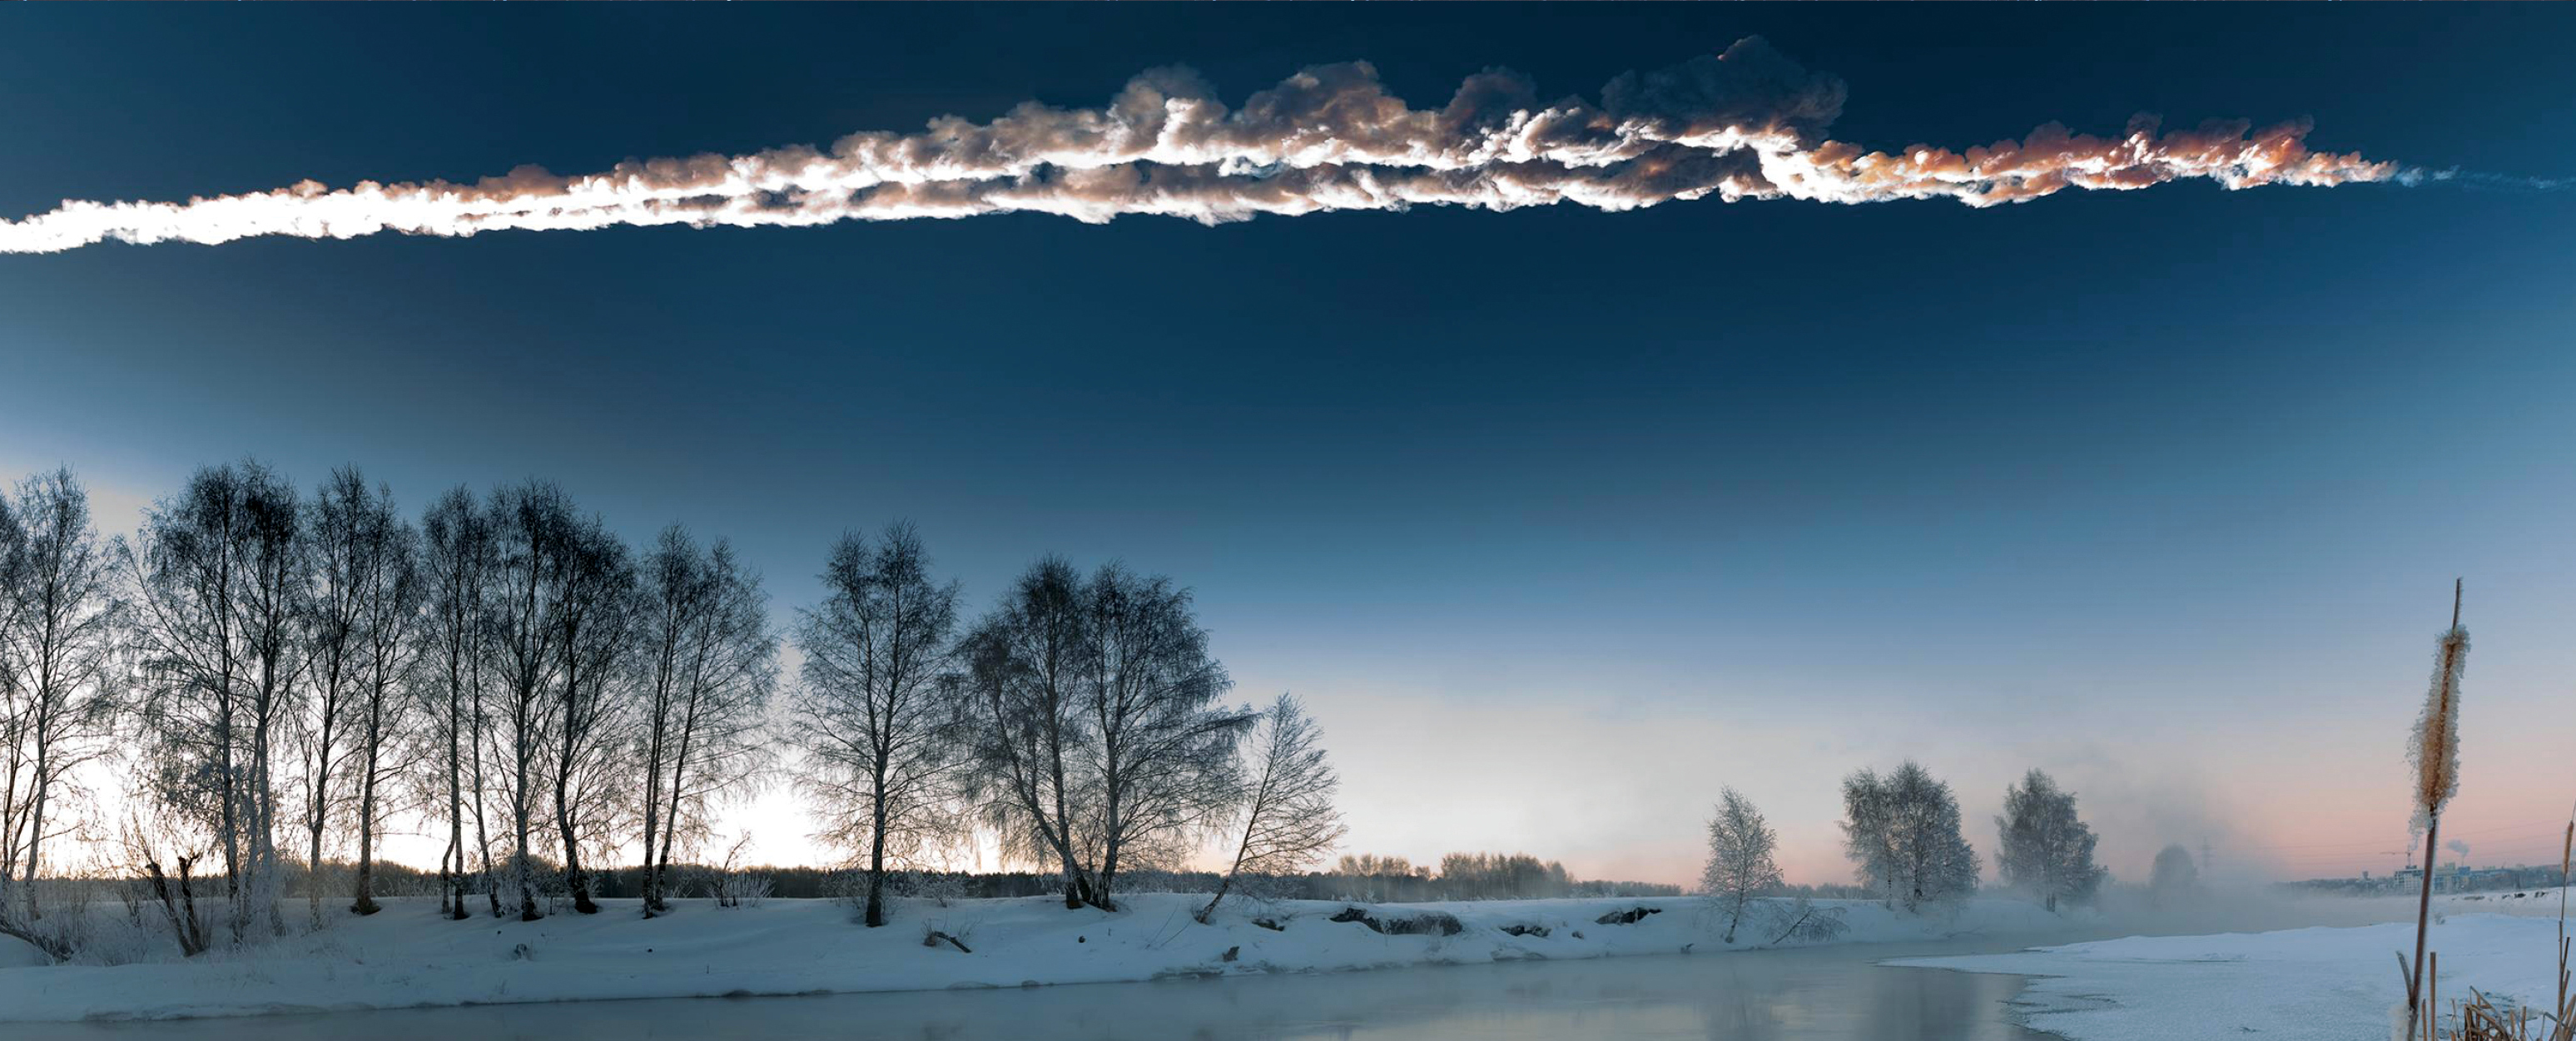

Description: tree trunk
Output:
[514,786,539,921]
[638,785,663,918]
[650,716,695,916]
[1093,776,1120,912]
[1197,875,1233,925]
[445,684,468,920]
[144,855,210,959]
[20,771,46,921]
[865,832,887,929]
[557,802,598,915]
[351,743,381,915]
[305,818,326,925]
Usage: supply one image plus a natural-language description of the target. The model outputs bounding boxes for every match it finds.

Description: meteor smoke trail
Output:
[2400,168,2576,192]
[0,37,2408,255]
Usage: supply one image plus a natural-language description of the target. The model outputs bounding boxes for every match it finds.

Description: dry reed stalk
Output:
[2407,581,2470,1018]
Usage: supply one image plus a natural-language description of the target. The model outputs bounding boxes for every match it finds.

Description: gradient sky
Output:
[3,5,2574,887]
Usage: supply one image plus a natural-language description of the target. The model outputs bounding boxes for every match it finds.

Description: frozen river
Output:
[18,935,2054,1041]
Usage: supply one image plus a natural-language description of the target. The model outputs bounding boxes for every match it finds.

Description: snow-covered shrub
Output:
[0,876,180,967]
[702,867,767,908]
[1757,896,1849,946]
[697,832,766,908]
[75,887,170,966]
[1328,905,1462,936]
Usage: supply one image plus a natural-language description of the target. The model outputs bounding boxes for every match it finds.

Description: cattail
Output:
[2408,584,2469,833]
[2404,579,2469,1020]
[2553,808,2571,1041]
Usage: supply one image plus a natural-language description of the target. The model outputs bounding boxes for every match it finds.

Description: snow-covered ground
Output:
[6,886,2559,1027]
[0,891,2077,1022]
[1898,890,2574,1041]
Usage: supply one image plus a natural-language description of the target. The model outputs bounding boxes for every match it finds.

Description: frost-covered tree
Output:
[1993,769,2104,912]
[1199,693,1344,923]
[1841,761,1978,910]
[2147,842,2198,905]
[790,523,959,928]
[634,528,774,918]
[0,469,122,932]
[1700,787,1783,942]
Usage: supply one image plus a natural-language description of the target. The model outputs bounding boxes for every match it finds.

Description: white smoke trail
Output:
[0,37,2409,255]
[2399,168,2576,192]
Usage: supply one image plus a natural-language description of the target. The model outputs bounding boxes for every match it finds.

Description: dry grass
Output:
[2428,819,2574,1041]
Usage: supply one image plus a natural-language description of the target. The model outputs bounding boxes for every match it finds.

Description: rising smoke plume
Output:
[0,37,2408,255]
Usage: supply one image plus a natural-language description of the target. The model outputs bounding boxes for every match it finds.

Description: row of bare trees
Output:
[2,462,778,953]
[2,463,1348,958]
[790,526,1344,927]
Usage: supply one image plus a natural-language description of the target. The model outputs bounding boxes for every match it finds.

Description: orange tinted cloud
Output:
[0,38,2404,255]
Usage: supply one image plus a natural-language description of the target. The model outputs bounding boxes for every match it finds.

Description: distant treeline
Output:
[2282,865,2571,897]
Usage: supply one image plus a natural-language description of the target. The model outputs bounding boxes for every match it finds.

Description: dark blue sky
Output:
[3,5,2573,881]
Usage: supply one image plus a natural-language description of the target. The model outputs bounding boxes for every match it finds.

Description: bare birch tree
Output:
[1078,564,1254,910]
[484,482,571,921]
[543,513,635,916]
[294,468,369,926]
[960,558,1096,909]
[792,523,962,928]
[340,473,421,915]
[419,488,494,920]
[635,528,774,917]
[230,464,304,939]
[1199,692,1343,923]
[0,469,122,933]
[130,461,303,943]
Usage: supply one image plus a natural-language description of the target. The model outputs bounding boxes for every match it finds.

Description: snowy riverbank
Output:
[1898,893,2574,1041]
[0,891,2080,1022]
[4,887,2542,1024]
